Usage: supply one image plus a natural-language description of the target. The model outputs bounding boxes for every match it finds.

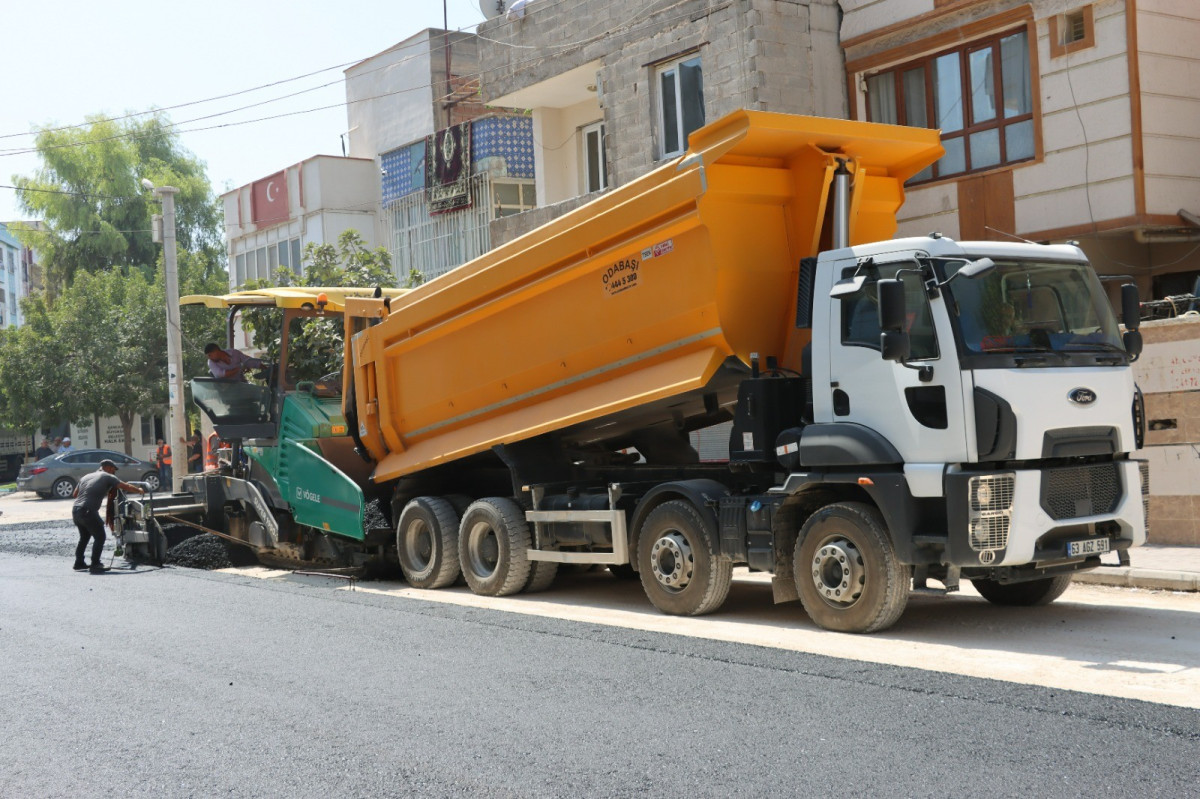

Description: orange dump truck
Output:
[145,110,1146,633]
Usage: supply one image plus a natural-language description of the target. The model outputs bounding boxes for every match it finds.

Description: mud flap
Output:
[282,440,366,541]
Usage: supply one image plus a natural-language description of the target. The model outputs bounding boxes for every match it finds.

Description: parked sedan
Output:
[16,449,161,500]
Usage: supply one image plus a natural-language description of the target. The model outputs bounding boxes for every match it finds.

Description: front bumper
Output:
[946,460,1146,568]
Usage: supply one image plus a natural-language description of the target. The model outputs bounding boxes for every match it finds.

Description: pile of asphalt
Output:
[165,533,233,570]
[363,498,390,533]
[0,520,76,558]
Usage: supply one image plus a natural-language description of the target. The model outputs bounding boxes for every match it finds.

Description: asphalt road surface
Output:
[1,513,1198,797]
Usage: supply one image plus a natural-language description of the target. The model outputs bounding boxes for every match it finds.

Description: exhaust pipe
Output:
[831,158,851,250]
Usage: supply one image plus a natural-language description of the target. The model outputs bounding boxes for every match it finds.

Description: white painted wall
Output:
[345,32,437,160]
[531,99,603,205]
[223,156,380,288]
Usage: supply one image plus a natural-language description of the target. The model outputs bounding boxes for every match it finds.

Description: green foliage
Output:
[10,112,223,296]
[240,230,396,384]
[0,111,229,451]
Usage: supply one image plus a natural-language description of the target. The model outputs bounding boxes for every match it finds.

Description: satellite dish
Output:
[478,0,507,19]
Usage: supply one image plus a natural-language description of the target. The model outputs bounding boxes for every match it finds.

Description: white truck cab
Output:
[805,234,1146,576]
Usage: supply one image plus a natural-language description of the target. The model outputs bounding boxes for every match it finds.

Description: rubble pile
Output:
[363,499,390,534]
[166,534,233,570]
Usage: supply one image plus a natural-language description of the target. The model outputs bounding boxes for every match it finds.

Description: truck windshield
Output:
[941,258,1125,367]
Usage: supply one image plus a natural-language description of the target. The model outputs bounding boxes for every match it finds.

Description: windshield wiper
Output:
[1059,342,1129,361]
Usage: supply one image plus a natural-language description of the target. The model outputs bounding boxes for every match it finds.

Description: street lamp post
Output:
[145,180,187,494]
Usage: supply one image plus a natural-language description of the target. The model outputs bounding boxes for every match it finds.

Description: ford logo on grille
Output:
[1068,387,1097,405]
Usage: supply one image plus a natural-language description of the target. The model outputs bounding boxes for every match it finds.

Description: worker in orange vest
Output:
[155,439,172,488]
[204,431,221,471]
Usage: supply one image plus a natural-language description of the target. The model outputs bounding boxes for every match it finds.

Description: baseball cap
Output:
[63,437,71,442]
[99,459,116,470]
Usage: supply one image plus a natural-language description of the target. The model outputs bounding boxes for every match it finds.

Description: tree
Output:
[0,243,228,454]
[240,230,397,384]
[9,113,222,295]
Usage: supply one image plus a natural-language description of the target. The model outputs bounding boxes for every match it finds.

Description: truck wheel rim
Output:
[810,538,865,607]
[650,531,693,591]
[404,520,433,570]
[466,521,500,578]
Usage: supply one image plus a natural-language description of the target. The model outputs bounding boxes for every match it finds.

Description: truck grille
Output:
[1041,463,1121,520]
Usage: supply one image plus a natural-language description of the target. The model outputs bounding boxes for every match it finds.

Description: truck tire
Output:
[794,501,909,633]
[51,477,76,500]
[523,560,559,593]
[458,498,532,597]
[396,497,461,589]
[971,575,1072,606]
[636,500,732,616]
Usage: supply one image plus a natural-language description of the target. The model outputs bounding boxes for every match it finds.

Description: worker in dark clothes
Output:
[72,459,145,574]
[185,433,203,473]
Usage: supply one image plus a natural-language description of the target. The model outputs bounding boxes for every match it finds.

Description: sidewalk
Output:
[1073,544,1200,592]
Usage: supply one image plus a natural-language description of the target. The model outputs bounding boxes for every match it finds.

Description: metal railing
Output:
[382,172,497,282]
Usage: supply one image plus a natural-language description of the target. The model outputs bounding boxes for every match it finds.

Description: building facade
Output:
[348,30,535,280]
[223,155,381,289]
[222,29,537,286]
[842,0,1200,297]
[477,0,847,243]
[0,221,40,328]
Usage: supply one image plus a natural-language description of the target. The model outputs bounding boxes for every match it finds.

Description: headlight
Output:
[968,473,1014,551]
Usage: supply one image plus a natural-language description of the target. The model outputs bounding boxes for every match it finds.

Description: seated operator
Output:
[204,343,265,382]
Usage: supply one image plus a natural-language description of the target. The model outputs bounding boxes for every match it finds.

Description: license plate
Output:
[1067,537,1110,557]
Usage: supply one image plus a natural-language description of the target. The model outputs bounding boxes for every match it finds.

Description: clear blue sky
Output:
[0,0,492,223]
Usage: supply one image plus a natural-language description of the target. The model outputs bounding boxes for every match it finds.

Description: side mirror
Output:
[881,330,911,362]
[1121,283,1141,332]
[877,278,907,332]
[1123,329,1143,360]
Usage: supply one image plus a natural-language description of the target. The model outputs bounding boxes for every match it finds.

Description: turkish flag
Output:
[251,171,289,226]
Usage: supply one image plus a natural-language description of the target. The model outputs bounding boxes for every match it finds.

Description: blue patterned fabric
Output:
[381,140,427,205]
[471,116,534,179]
[380,115,533,206]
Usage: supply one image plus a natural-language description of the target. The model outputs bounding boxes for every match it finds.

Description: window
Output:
[491,181,537,217]
[840,264,938,360]
[581,121,608,193]
[1050,6,1095,58]
[865,28,1034,183]
[657,54,705,159]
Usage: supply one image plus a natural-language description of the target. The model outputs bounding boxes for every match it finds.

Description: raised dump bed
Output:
[351,110,942,481]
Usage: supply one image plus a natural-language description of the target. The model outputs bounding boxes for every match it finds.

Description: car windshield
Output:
[941,258,1124,364]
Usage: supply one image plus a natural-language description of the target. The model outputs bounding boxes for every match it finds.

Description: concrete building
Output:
[0,221,39,328]
[222,29,536,286]
[222,155,381,289]
[842,0,1200,298]
[477,0,846,243]
[348,30,535,280]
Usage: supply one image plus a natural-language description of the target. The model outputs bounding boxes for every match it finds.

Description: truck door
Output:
[823,261,970,465]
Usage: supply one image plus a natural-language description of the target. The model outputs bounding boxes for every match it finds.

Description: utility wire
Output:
[0,0,695,161]
[0,0,581,144]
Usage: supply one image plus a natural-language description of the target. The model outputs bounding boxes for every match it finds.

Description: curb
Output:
[1073,568,1200,592]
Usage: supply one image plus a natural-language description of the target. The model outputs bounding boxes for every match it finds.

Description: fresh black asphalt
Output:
[1,520,1197,797]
